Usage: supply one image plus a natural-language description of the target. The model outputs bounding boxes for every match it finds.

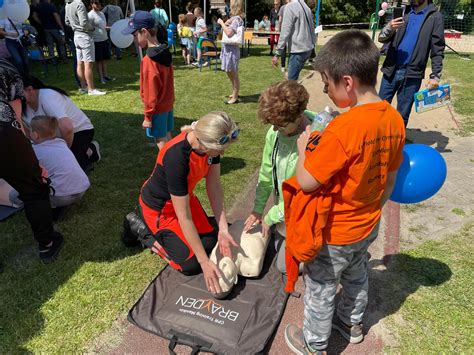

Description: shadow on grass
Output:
[220,157,246,176]
[329,254,452,353]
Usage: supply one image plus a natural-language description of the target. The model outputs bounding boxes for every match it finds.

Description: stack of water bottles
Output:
[308,106,338,132]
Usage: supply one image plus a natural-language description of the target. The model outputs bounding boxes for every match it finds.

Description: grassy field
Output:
[384,222,474,353]
[0,47,285,352]
[442,53,474,135]
[0,46,472,352]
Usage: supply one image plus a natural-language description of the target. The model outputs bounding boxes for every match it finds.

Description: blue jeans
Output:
[379,68,422,127]
[288,49,312,80]
[5,38,29,75]
[45,29,66,59]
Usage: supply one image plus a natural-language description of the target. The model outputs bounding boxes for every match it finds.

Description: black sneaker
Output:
[332,315,364,344]
[121,212,141,247]
[39,232,64,264]
[285,324,325,354]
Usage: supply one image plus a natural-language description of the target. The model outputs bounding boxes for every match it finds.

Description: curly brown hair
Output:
[258,80,309,127]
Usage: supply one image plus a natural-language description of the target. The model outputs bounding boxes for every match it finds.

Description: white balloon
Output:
[110,19,134,49]
[4,0,30,23]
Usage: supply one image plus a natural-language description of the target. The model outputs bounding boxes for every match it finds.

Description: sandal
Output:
[225,98,240,105]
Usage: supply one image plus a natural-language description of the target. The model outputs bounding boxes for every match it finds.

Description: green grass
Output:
[441,53,474,135]
[0,47,285,352]
[384,222,474,353]
[452,207,466,216]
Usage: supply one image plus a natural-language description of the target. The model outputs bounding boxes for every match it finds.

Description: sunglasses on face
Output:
[217,127,240,145]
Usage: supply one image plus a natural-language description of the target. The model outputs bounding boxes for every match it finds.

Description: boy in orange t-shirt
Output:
[284,30,405,354]
[122,11,175,150]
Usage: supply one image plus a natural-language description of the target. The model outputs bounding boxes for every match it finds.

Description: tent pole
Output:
[169,0,172,23]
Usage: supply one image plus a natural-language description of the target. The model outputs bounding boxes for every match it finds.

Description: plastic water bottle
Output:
[275,19,280,31]
[310,106,335,132]
[254,20,259,31]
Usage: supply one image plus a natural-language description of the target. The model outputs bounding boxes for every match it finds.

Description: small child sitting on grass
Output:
[122,11,175,150]
[284,30,405,354]
[243,80,312,274]
[29,115,90,210]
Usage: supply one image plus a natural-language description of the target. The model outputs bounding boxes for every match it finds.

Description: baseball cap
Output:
[122,11,155,35]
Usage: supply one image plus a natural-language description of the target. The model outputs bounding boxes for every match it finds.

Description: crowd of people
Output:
[1,0,445,353]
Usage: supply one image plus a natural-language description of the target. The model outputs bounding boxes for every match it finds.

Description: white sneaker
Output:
[191,61,199,67]
[78,88,88,94]
[89,140,101,162]
[88,89,106,96]
[281,67,286,73]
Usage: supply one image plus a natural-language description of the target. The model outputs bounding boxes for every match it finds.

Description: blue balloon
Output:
[167,29,175,45]
[390,144,447,204]
[168,22,177,31]
[0,0,3,8]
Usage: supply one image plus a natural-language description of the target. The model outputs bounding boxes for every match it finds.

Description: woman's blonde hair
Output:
[181,111,238,151]
[230,0,245,18]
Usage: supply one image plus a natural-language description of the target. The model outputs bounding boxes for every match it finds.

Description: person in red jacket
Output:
[122,11,175,150]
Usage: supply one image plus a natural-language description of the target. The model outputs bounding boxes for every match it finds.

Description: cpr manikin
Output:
[211,220,270,299]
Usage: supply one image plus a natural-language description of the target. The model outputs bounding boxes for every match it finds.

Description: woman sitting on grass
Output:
[22,76,100,172]
[123,112,240,295]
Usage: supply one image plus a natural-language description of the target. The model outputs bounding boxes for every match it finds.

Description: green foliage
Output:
[434,0,473,33]
[320,0,377,25]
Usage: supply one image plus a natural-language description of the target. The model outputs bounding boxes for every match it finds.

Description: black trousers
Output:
[0,122,54,248]
[70,129,94,170]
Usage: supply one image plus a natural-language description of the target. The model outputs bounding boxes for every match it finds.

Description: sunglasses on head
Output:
[217,127,240,145]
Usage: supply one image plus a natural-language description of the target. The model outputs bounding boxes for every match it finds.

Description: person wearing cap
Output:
[122,10,174,150]
[122,112,240,296]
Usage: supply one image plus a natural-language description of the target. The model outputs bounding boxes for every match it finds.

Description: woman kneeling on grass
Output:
[123,112,240,295]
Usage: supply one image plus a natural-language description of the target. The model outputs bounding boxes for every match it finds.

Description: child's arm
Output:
[296,126,322,192]
[142,68,163,126]
[244,130,275,232]
[380,170,398,207]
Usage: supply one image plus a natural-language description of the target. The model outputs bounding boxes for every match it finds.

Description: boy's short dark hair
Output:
[314,29,380,87]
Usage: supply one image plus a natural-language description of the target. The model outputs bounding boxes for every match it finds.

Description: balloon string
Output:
[447,104,461,130]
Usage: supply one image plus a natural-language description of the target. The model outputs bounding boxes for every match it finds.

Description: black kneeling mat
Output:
[128,239,289,354]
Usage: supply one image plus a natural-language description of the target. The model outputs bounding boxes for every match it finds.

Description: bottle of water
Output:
[310,106,335,132]
[254,20,259,31]
[275,19,280,31]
